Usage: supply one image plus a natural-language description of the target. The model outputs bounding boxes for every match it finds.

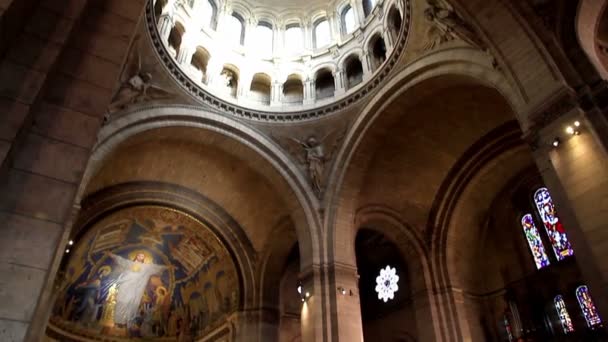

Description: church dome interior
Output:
[0,0,607,341]
[151,0,409,117]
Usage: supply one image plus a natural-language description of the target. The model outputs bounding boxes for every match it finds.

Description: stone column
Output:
[299,266,326,342]
[354,0,366,26]
[329,264,364,342]
[334,68,346,95]
[328,11,339,43]
[303,19,313,51]
[157,0,177,42]
[361,51,372,80]
[204,57,223,86]
[244,18,259,52]
[525,90,608,327]
[304,79,315,105]
[238,72,253,99]
[271,81,283,106]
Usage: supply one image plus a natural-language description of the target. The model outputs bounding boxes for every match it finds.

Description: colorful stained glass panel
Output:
[534,188,574,260]
[576,285,602,328]
[554,295,574,333]
[520,214,550,269]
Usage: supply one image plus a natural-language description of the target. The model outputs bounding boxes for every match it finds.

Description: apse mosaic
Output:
[48,206,239,341]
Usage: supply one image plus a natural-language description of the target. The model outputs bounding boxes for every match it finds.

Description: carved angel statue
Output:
[287,130,344,197]
[108,38,173,113]
[423,0,487,51]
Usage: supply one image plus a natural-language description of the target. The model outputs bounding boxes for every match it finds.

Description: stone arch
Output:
[427,121,532,341]
[386,4,402,43]
[577,0,608,79]
[314,67,336,100]
[283,73,304,104]
[78,106,321,271]
[250,72,272,105]
[168,21,186,57]
[367,31,387,70]
[219,63,240,97]
[325,48,526,340]
[343,54,364,89]
[354,205,439,342]
[191,46,211,83]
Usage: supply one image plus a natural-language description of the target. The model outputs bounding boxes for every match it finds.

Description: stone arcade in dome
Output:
[153,0,409,116]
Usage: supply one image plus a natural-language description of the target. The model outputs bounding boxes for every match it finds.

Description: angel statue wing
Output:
[118,36,142,87]
[318,127,346,160]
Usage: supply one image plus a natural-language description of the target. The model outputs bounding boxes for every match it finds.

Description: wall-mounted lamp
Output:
[337,286,347,295]
[65,239,74,253]
[552,137,560,148]
[298,283,311,302]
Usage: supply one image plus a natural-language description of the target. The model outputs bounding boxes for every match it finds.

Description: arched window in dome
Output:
[345,55,363,89]
[218,65,239,97]
[154,0,168,20]
[576,285,602,328]
[314,19,331,48]
[283,74,304,104]
[315,68,335,99]
[363,0,377,17]
[284,24,303,53]
[533,187,574,261]
[388,6,402,42]
[520,214,550,269]
[341,5,357,35]
[199,0,218,30]
[369,34,387,70]
[249,73,272,105]
[190,46,210,84]
[225,13,245,46]
[253,22,274,58]
[168,22,186,58]
[554,295,575,333]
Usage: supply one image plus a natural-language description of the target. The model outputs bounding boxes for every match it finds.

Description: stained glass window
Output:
[521,214,550,269]
[576,285,602,328]
[534,188,574,260]
[554,295,575,333]
[503,314,514,342]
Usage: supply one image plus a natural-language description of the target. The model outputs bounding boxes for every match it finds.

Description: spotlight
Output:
[297,285,302,295]
[337,286,347,295]
[566,126,574,135]
[305,291,310,298]
[552,138,560,147]
[65,249,70,254]
[574,121,581,127]
[68,240,74,246]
